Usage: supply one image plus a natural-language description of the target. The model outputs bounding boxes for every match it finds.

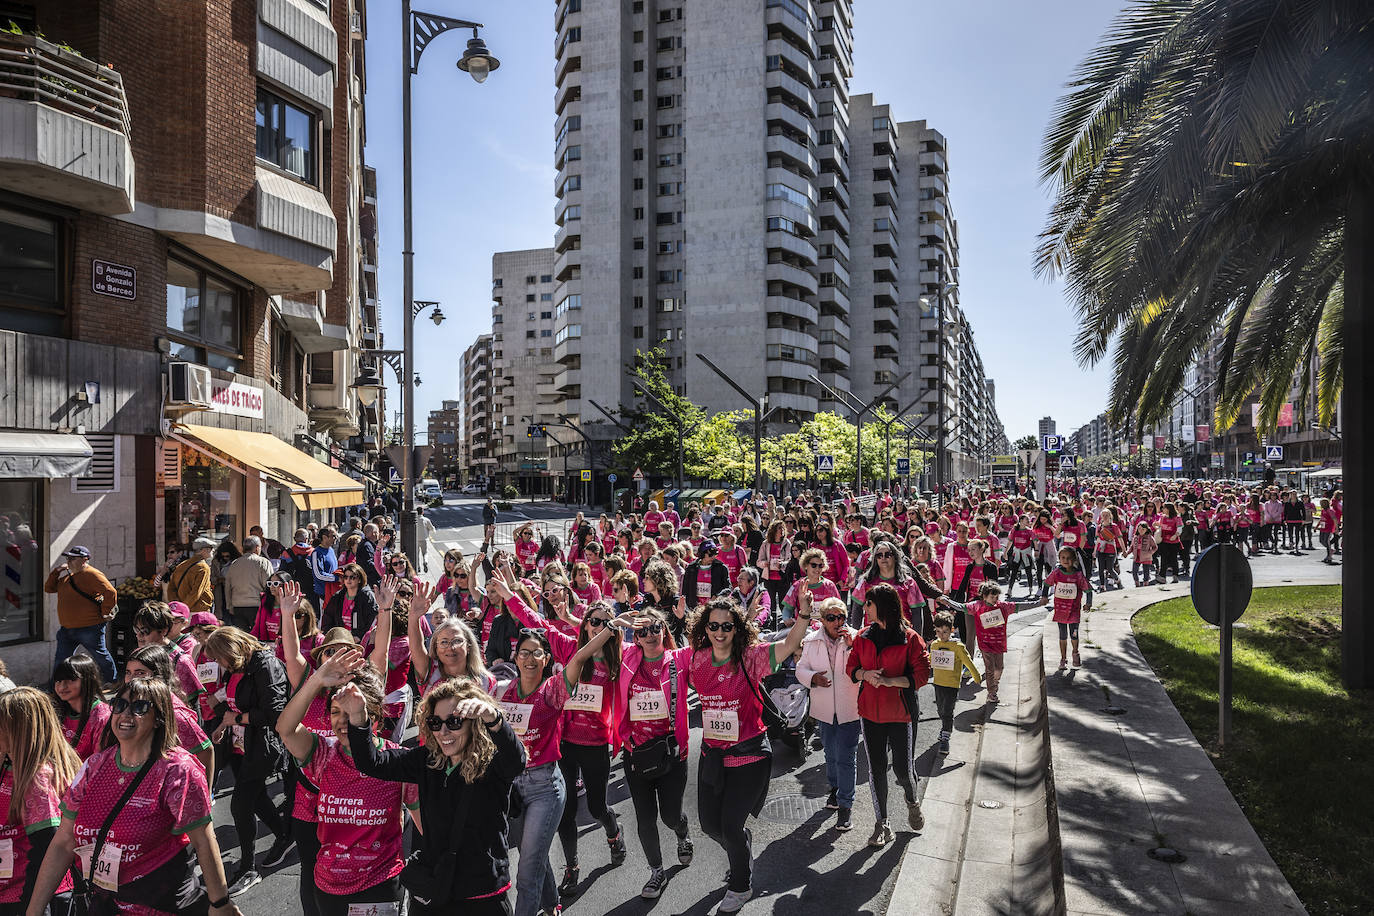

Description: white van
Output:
[420,478,442,500]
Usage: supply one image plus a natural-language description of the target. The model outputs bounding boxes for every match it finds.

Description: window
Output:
[555,324,582,344]
[633,237,645,250]
[255,87,317,183]
[633,207,645,220]
[526,294,536,302]
[526,275,537,284]
[633,1,643,11]
[874,218,892,231]
[633,147,645,160]
[556,294,582,315]
[540,274,552,283]
[633,267,645,279]
[540,329,552,337]
[0,204,63,335]
[656,211,680,226]
[527,312,536,320]
[658,153,682,167]
[634,31,644,44]
[658,239,681,253]
[540,293,553,302]
[564,26,581,42]
[561,174,582,195]
[767,182,814,209]
[563,205,581,221]
[766,215,798,234]
[565,145,582,161]
[0,479,41,644]
[493,278,503,287]
[308,351,334,385]
[657,36,681,51]
[633,118,644,131]
[634,177,645,190]
[658,7,680,21]
[659,298,678,311]
[656,94,676,109]
[766,55,781,71]
[555,114,581,148]
[658,182,680,196]
[657,269,682,283]
[873,116,892,130]
[634,326,645,339]
[633,296,644,309]
[526,330,536,339]
[657,66,681,80]
[656,123,680,138]
[166,255,243,370]
[633,89,644,101]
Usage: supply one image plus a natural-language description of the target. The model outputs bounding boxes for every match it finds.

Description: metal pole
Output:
[399,0,419,562]
[695,354,763,496]
[1218,552,1232,750]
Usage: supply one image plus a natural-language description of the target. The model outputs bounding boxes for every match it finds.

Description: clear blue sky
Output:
[365,1,1127,446]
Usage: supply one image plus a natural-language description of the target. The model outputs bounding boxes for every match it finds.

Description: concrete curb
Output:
[892,622,1065,916]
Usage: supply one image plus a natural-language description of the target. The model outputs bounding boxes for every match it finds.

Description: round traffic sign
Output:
[608,473,618,484]
[1190,544,1252,625]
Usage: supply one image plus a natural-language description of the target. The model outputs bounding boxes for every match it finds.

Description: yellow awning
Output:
[176,424,364,510]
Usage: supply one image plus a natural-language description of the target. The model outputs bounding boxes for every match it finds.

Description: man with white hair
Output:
[169,537,217,617]
[224,535,272,630]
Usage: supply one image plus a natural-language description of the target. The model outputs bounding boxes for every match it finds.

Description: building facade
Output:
[461,333,497,486]
[0,1,378,680]
[427,400,462,485]
[490,250,561,495]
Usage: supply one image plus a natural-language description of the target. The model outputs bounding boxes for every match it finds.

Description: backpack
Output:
[281,547,314,589]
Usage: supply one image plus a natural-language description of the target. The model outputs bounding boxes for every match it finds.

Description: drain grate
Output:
[757,793,829,823]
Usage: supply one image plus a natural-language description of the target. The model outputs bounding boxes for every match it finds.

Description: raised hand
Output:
[454,696,499,724]
[376,574,399,610]
[279,579,303,616]
[334,682,368,722]
[412,579,437,611]
[316,646,366,687]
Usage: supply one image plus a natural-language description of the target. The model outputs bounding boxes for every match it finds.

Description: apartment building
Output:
[491,250,560,494]
[1039,417,1058,439]
[428,400,462,484]
[461,334,497,485]
[0,0,378,680]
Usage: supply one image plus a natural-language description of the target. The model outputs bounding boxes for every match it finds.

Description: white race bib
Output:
[0,837,12,881]
[629,689,669,721]
[347,904,400,916]
[564,682,604,714]
[770,557,781,571]
[931,649,956,671]
[197,661,220,684]
[76,842,121,892]
[214,686,228,703]
[696,578,712,599]
[499,702,533,736]
[979,607,1005,628]
[231,725,246,754]
[702,707,739,743]
[1063,532,1078,545]
[1054,582,1079,601]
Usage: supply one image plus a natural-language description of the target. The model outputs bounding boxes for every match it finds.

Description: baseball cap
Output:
[62,546,91,559]
[188,611,220,628]
[167,601,190,620]
[698,539,719,557]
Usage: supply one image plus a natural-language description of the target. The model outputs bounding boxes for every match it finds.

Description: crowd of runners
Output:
[0,473,1342,916]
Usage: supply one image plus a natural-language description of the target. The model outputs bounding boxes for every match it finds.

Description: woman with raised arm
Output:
[409,578,497,697]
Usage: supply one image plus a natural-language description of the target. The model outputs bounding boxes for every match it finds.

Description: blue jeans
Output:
[54,624,116,682]
[818,719,862,808]
[512,762,565,916]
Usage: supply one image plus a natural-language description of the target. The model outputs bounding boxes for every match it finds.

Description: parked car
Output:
[460,482,484,495]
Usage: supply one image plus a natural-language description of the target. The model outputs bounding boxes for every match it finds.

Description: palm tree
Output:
[1036,0,1372,686]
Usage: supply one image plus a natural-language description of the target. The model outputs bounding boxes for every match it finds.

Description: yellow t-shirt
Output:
[927,638,981,688]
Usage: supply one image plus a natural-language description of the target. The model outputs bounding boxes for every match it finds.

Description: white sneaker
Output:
[868,820,893,847]
[718,886,754,914]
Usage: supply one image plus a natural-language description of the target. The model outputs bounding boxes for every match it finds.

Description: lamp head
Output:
[351,365,383,407]
[430,307,446,326]
[457,33,499,83]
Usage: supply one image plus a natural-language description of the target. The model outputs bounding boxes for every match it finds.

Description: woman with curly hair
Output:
[683,594,810,913]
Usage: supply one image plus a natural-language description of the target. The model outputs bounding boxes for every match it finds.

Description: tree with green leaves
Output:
[611,346,706,480]
[1014,435,1039,451]
[1037,0,1371,685]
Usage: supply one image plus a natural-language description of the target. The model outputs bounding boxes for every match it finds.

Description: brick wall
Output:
[69,214,167,349]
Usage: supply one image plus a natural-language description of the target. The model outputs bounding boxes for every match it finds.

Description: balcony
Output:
[764,70,815,118]
[920,172,947,195]
[765,294,819,325]
[920,149,947,173]
[765,260,819,296]
[819,340,851,369]
[766,102,817,145]
[765,0,817,52]
[0,34,135,215]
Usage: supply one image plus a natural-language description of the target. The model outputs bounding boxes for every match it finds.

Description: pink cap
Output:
[167,601,191,619]
[187,611,220,628]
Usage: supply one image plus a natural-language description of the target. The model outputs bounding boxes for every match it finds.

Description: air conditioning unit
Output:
[168,362,212,408]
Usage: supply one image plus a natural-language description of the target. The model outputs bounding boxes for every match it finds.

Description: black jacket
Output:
[681,559,730,610]
[348,719,526,901]
[355,538,382,586]
[321,585,378,640]
[212,649,288,780]
[485,604,522,667]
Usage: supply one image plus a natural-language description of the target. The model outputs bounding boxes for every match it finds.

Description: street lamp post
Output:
[695,353,764,497]
[933,260,959,504]
[809,373,909,496]
[396,4,497,561]
[629,378,689,494]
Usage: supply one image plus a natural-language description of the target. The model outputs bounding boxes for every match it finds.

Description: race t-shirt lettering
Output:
[689,643,774,765]
[0,763,72,903]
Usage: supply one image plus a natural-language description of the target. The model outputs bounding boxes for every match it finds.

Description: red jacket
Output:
[846,625,931,724]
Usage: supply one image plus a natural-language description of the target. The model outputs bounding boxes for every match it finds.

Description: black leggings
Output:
[765,579,788,622]
[698,755,770,893]
[292,815,322,916]
[862,719,915,822]
[557,740,620,865]
[625,752,689,869]
[228,760,286,870]
[316,876,402,916]
[1157,542,1179,579]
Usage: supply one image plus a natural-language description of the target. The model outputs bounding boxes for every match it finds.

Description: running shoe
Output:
[558,864,580,897]
[261,834,295,869]
[868,820,893,847]
[826,787,839,809]
[677,816,694,865]
[227,870,261,897]
[641,867,668,899]
[608,829,627,866]
[718,886,754,914]
[836,807,853,831]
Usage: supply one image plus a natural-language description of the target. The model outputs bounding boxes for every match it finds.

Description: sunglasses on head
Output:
[111,697,153,717]
[634,623,663,637]
[519,627,547,639]
[425,714,468,733]
[706,621,735,633]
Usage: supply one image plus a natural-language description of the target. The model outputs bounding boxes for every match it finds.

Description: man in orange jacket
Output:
[44,545,118,681]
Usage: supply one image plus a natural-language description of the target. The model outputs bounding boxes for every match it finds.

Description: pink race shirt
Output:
[689,644,776,766]
[303,734,418,896]
[561,659,617,748]
[61,746,211,888]
[64,702,112,762]
[1,763,72,903]
[783,578,841,616]
[498,674,572,768]
[1157,517,1182,544]
[171,697,212,756]
[1045,568,1092,624]
[291,694,334,822]
[852,576,921,620]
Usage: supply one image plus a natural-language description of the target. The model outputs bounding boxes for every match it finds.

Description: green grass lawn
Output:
[1134,586,1374,916]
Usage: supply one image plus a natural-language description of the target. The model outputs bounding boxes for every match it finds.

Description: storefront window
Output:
[0,480,43,644]
[174,451,243,546]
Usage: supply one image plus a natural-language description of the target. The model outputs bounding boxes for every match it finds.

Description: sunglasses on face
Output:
[341,574,361,581]
[822,613,847,623]
[585,616,611,629]
[111,697,153,717]
[706,621,735,633]
[425,714,468,733]
[634,623,663,638]
[807,562,824,569]
[294,612,308,620]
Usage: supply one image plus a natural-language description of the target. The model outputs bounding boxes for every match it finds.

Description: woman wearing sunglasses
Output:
[686,592,810,913]
[512,524,539,574]
[120,645,216,781]
[781,548,841,623]
[202,626,293,896]
[25,678,240,916]
[319,562,378,641]
[249,570,295,648]
[613,607,694,899]
[51,653,108,761]
[385,553,420,587]
[277,650,417,916]
[343,675,525,915]
[852,537,936,633]
[488,601,628,916]
[0,687,80,914]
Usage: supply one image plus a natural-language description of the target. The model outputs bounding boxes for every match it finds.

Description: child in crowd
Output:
[940,581,1046,704]
[1128,522,1157,587]
[1043,547,1093,671]
[926,610,980,754]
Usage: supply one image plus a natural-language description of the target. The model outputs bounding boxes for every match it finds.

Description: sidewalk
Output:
[1047,551,1338,915]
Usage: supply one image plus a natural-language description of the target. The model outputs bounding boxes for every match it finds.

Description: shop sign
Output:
[208,380,265,419]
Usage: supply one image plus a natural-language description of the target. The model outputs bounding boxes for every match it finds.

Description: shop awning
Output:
[175,424,364,510]
[0,431,93,478]
[1308,467,1343,478]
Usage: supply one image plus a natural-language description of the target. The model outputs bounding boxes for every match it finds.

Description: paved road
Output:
[220,497,1048,914]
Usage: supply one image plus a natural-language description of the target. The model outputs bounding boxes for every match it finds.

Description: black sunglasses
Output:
[425,714,467,733]
[519,627,547,638]
[822,613,847,623]
[706,621,735,633]
[111,697,153,717]
[585,617,611,629]
[634,623,663,637]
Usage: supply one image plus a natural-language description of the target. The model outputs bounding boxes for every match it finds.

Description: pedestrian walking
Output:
[43,546,117,682]
[1044,547,1093,671]
[795,596,861,830]
[169,537,218,618]
[224,537,272,631]
[924,610,979,752]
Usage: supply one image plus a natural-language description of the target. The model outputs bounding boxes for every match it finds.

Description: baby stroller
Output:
[759,643,814,757]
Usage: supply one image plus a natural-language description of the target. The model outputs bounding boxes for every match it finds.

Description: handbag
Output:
[627,654,678,779]
[400,782,472,905]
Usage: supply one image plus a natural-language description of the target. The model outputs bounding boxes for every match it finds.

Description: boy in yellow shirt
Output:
[929,610,981,754]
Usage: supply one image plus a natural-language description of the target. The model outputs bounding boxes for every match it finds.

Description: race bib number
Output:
[629,689,668,721]
[696,577,712,598]
[214,686,228,703]
[979,607,1005,628]
[0,837,12,881]
[1063,532,1078,545]
[1054,582,1079,601]
[499,702,533,736]
[197,661,220,684]
[76,842,121,892]
[931,649,956,671]
[564,682,604,714]
[347,904,400,916]
[231,725,246,755]
[770,557,781,571]
[702,707,739,743]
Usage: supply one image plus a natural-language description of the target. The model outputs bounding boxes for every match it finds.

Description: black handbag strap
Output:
[89,753,157,879]
[66,574,104,610]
